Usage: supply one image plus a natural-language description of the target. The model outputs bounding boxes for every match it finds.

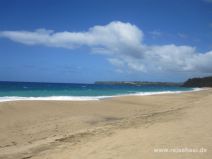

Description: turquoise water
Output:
[0,81,194,101]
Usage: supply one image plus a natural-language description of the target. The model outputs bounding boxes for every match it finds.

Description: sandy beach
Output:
[0,89,212,159]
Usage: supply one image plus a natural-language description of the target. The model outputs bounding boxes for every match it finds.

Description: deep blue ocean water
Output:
[0,81,194,102]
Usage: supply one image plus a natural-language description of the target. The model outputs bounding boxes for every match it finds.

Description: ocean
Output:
[0,81,195,102]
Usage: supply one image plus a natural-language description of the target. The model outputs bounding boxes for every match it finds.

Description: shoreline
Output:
[0,87,205,103]
[0,88,212,159]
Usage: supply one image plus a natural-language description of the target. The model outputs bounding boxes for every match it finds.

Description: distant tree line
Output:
[95,76,212,88]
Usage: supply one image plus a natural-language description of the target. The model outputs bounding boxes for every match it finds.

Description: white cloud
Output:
[1,21,212,75]
[0,21,142,51]
[108,58,125,68]
[149,30,162,38]
[178,33,188,39]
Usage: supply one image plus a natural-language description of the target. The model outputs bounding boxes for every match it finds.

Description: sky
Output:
[0,0,212,83]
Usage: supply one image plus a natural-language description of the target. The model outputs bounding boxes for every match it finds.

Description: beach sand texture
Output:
[0,89,212,159]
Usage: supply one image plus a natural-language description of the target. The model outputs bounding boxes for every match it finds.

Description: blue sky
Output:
[0,0,212,83]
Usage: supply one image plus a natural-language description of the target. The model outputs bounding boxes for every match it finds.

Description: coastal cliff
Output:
[182,76,212,87]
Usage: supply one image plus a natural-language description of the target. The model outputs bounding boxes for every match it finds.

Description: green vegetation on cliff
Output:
[182,76,212,87]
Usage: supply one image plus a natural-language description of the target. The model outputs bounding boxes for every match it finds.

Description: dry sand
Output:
[0,89,212,159]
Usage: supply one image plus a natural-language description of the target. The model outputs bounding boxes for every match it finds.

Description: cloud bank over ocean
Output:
[1,21,212,74]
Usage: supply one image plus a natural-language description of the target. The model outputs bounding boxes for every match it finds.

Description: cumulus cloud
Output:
[1,21,212,74]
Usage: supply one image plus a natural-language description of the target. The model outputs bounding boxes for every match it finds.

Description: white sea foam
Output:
[0,88,205,102]
[0,96,102,102]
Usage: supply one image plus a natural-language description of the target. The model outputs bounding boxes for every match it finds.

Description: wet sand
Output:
[0,89,212,159]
